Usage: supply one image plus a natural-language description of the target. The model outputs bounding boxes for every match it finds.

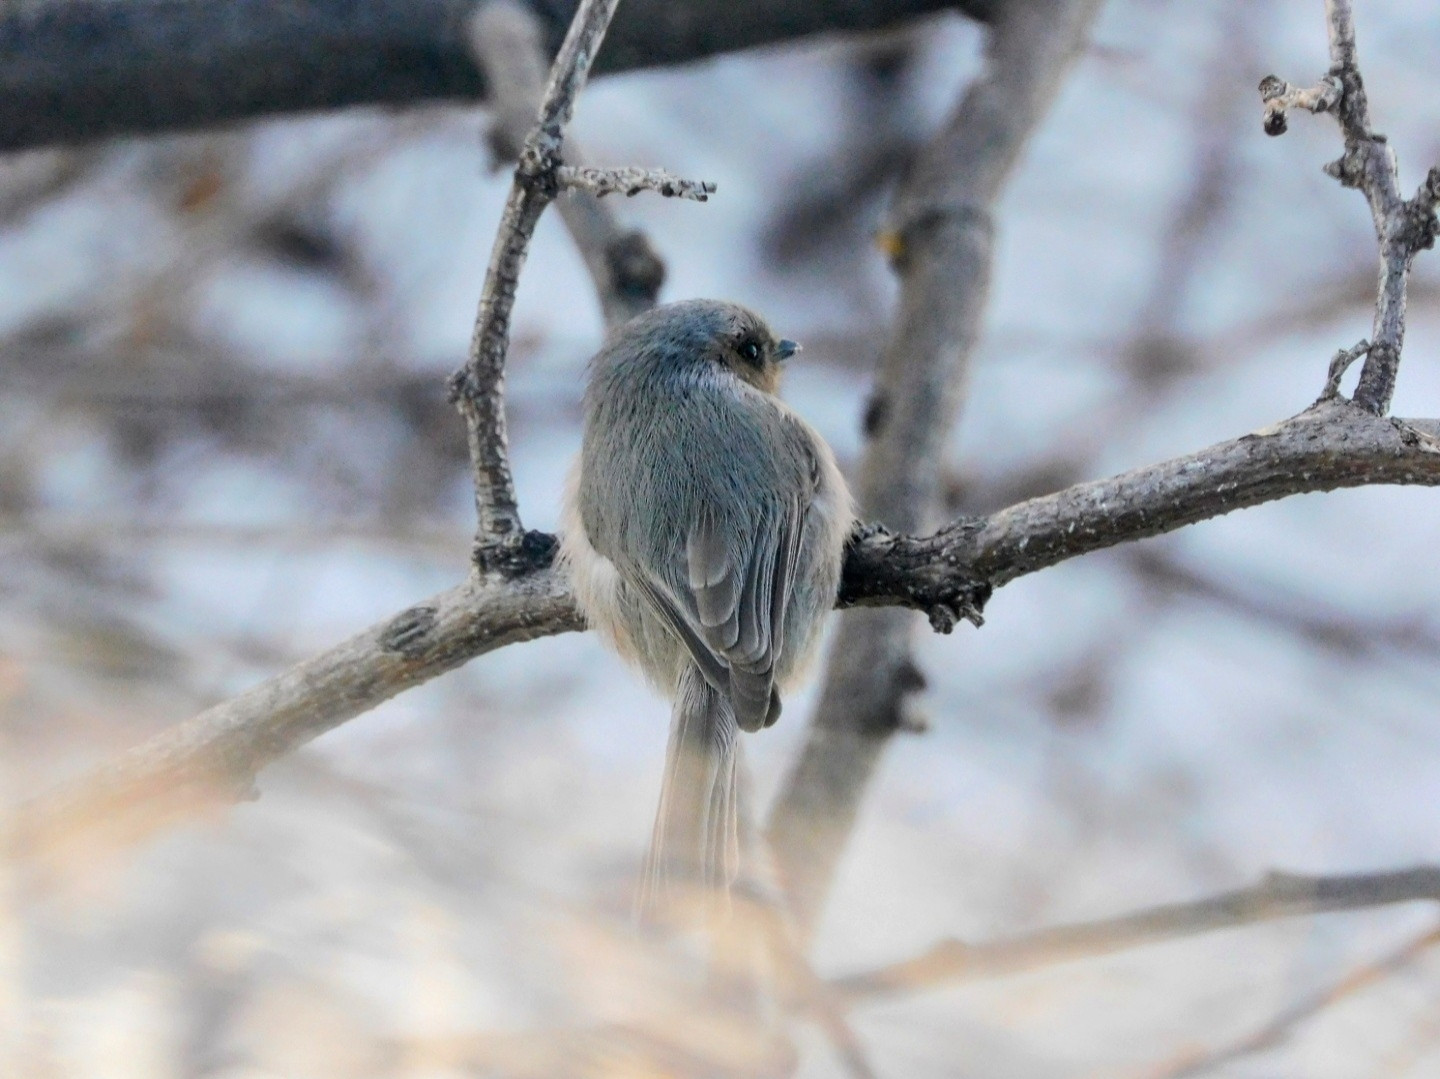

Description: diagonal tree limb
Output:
[0,0,999,153]
[835,866,1440,999]
[7,560,582,877]
[764,0,1107,943]
[14,400,1440,873]
[373,885,1440,1074]
[840,401,1440,609]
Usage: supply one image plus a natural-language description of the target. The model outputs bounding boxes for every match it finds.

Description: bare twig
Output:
[765,0,1107,940]
[1321,337,1371,399]
[18,401,1440,873]
[836,866,1440,999]
[1256,73,1340,136]
[1148,923,1440,1079]
[557,165,715,201]
[1261,0,1440,413]
[448,0,624,559]
[469,0,668,327]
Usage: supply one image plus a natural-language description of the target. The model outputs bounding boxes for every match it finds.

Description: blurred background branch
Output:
[0,0,999,152]
[766,0,1106,941]
[1149,923,1440,1078]
[839,866,1440,997]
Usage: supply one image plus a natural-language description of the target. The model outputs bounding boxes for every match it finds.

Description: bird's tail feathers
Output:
[638,665,740,925]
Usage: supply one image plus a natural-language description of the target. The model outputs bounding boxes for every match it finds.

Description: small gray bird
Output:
[561,299,854,914]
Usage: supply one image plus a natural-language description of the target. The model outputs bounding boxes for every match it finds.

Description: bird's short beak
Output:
[776,339,801,361]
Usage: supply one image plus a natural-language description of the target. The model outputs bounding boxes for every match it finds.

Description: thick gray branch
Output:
[16,401,1440,869]
[765,0,1106,942]
[842,401,1440,614]
[0,0,997,153]
[835,866,1440,999]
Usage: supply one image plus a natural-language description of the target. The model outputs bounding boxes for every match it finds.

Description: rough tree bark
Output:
[1259,0,1440,413]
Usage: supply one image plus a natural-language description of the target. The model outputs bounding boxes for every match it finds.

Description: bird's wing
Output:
[637,433,820,733]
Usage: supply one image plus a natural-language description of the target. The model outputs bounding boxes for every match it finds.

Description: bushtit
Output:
[561,299,854,913]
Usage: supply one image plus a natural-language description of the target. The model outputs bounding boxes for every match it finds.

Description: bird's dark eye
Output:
[738,340,762,365]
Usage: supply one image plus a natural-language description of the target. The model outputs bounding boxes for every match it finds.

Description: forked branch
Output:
[1260,0,1440,413]
[447,0,626,557]
[470,0,683,327]
[448,0,710,564]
